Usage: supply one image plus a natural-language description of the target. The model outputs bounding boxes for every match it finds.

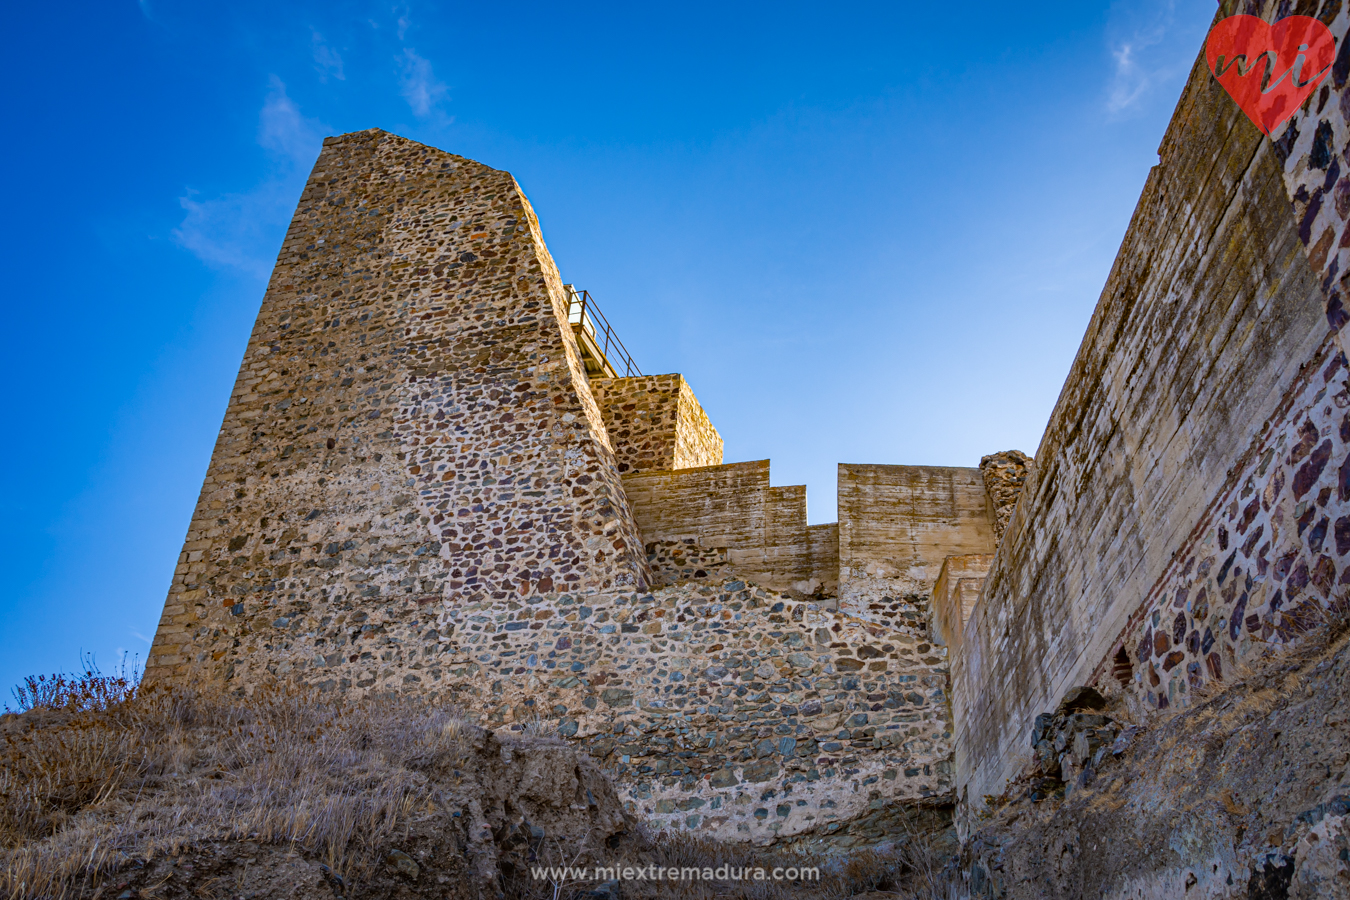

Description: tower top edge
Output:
[321,128,507,175]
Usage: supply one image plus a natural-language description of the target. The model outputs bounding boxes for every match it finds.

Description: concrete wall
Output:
[620,460,818,593]
[588,374,723,475]
[808,524,840,599]
[837,464,996,617]
[1103,0,1350,712]
[930,554,992,652]
[949,18,1343,808]
[145,130,649,687]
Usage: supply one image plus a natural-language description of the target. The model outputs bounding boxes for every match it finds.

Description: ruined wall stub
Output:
[589,374,723,475]
[950,4,1343,811]
[145,129,649,688]
[621,460,820,594]
[929,554,992,653]
[837,464,996,624]
[979,451,1032,545]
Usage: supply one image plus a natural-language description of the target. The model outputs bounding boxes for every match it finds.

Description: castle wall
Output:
[930,554,992,652]
[145,130,649,687]
[621,460,819,594]
[837,464,996,622]
[808,523,840,599]
[949,23,1342,808]
[427,577,953,844]
[588,374,723,475]
[1104,0,1350,716]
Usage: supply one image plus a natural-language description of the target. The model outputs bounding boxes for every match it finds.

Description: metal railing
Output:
[565,285,641,378]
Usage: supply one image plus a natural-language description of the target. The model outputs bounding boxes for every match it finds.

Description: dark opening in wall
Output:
[1113,645,1134,687]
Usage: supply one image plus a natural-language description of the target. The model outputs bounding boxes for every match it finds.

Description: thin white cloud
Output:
[1104,0,1185,116]
[138,0,157,22]
[173,77,330,279]
[399,48,449,116]
[1108,42,1151,113]
[312,30,345,81]
[258,75,327,160]
[395,4,411,41]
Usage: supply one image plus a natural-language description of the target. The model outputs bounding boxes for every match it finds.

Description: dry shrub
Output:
[0,671,474,899]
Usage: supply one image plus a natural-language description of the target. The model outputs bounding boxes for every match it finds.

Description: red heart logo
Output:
[1205,15,1336,135]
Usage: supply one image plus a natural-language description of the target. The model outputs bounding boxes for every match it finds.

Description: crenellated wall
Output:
[837,464,996,623]
[620,460,820,595]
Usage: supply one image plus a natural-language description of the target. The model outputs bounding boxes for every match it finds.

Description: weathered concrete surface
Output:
[950,10,1338,809]
[145,130,648,687]
[930,554,992,653]
[808,523,841,600]
[621,461,824,595]
[589,373,723,475]
[837,464,996,618]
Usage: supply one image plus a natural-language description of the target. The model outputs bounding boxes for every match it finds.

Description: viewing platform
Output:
[565,285,641,378]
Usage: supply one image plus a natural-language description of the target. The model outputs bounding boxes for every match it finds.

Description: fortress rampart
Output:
[147,0,1350,847]
[951,0,1350,823]
[145,128,1007,843]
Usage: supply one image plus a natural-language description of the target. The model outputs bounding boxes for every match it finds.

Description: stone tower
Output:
[145,130,650,686]
[146,128,1028,844]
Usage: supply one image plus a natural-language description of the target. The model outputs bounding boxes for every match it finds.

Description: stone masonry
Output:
[139,0,1350,870]
[979,450,1032,545]
[589,374,722,474]
[145,130,650,687]
[146,127,1039,844]
[950,0,1350,826]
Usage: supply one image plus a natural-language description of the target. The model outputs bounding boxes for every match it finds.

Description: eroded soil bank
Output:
[958,620,1350,899]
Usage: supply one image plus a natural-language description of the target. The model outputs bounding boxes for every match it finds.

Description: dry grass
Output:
[0,671,474,899]
[1181,591,1350,712]
[1,669,964,900]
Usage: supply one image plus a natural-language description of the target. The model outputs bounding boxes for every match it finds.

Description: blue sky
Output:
[0,0,1218,693]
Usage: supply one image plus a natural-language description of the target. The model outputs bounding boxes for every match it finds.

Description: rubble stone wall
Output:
[588,374,723,475]
[978,451,1032,545]
[645,539,732,586]
[145,129,649,686]
[426,577,954,844]
[950,36,1338,808]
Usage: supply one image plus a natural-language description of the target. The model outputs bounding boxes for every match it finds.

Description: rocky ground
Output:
[957,615,1350,899]
[18,612,1348,899]
[0,676,953,900]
